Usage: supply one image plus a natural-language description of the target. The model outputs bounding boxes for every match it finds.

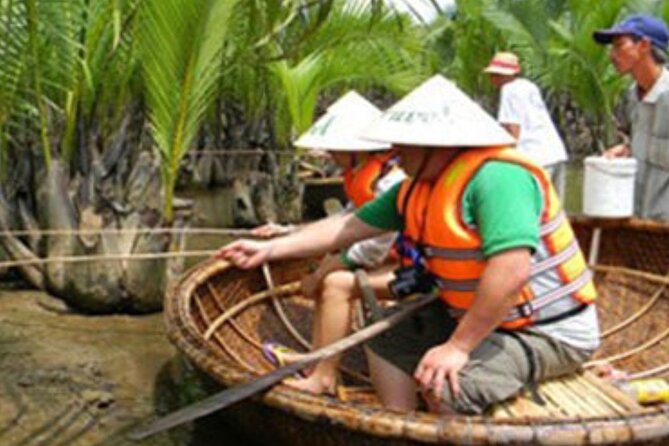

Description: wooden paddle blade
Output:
[128,292,437,441]
[127,360,307,440]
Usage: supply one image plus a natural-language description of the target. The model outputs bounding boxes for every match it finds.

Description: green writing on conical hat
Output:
[308,115,336,136]
[294,91,390,152]
[362,75,514,148]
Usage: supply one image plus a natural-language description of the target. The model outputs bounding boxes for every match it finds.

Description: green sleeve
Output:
[339,250,360,270]
[354,182,404,231]
[461,161,542,257]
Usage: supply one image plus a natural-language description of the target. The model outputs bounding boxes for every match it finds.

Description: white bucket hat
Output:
[361,75,515,147]
[294,91,391,151]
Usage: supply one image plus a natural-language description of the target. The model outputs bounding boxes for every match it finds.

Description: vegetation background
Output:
[2,0,668,214]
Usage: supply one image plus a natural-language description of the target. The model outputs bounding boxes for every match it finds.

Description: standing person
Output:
[484,52,569,199]
[253,91,405,395]
[593,14,669,220]
[219,75,600,414]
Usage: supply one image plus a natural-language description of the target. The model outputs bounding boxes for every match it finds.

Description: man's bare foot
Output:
[283,375,337,395]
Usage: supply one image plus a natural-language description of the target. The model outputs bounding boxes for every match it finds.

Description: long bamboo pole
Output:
[0,250,218,269]
[0,227,254,237]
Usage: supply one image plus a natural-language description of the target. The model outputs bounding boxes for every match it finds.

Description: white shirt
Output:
[345,167,406,267]
[537,304,600,352]
[498,78,568,167]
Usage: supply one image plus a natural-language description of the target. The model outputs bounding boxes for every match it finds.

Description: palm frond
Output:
[266,0,427,145]
[140,0,237,221]
[270,52,324,137]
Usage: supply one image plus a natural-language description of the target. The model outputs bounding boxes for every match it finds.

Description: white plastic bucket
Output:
[583,156,637,217]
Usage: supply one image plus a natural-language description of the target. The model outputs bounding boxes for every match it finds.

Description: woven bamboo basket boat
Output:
[165,217,669,446]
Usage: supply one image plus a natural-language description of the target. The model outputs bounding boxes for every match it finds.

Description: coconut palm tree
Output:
[545,0,630,149]
[0,0,30,174]
[197,0,430,224]
[215,1,428,149]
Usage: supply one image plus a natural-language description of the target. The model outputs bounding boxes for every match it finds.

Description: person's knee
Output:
[321,270,356,297]
[433,367,526,415]
[431,375,486,414]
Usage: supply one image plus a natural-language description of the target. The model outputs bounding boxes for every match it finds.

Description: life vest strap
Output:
[539,211,565,237]
[422,246,484,260]
[418,212,566,264]
[433,276,479,292]
[530,303,588,326]
[530,240,579,277]
[506,269,593,321]
[424,235,581,295]
[443,268,593,325]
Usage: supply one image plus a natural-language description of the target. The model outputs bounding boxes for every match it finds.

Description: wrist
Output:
[265,239,279,261]
[447,336,475,356]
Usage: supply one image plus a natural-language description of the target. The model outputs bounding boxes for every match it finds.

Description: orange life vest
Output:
[396,147,596,330]
[343,151,396,208]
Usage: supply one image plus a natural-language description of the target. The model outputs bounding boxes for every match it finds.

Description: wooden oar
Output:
[128,291,437,441]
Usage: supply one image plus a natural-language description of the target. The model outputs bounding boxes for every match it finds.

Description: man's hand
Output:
[250,222,295,238]
[216,239,273,269]
[603,144,631,158]
[414,341,470,404]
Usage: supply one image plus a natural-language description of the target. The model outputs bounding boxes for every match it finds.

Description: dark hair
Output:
[651,46,667,64]
[630,35,667,64]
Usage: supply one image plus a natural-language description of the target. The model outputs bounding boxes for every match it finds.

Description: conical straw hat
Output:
[294,91,391,151]
[362,75,515,147]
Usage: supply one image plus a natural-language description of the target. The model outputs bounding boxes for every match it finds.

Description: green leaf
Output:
[140,0,238,221]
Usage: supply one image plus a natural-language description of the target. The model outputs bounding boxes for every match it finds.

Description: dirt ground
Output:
[0,287,248,446]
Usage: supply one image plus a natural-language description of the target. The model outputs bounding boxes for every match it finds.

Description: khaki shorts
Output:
[366,300,592,414]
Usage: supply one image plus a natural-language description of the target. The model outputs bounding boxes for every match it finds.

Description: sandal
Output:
[262,341,306,377]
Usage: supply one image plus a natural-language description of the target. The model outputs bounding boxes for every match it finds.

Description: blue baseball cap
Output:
[593,14,669,51]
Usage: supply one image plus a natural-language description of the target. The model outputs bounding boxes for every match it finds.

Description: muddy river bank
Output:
[0,182,342,446]
[0,285,263,446]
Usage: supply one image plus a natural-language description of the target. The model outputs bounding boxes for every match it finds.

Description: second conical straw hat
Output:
[362,75,515,147]
[294,91,391,151]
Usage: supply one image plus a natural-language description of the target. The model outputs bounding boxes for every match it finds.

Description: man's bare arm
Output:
[217,213,387,269]
[448,248,531,352]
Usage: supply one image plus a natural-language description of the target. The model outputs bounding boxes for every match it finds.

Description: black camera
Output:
[388,264,435,299]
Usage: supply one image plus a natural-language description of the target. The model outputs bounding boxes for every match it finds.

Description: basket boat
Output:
[165,217,669,446]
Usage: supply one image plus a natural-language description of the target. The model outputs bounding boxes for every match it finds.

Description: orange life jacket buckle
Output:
[516,301,534,318]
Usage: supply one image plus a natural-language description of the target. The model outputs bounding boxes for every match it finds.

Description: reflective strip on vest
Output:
[433,277,479,292]
[421,212,567,263]
[422,246,484,260]
[539,212,565,237]
[504,269,593,321]
[446,269,593,323]
[433,239,587,318]
[530,239,579,277]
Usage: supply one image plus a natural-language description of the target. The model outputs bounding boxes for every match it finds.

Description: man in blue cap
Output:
[594,14,669,220]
